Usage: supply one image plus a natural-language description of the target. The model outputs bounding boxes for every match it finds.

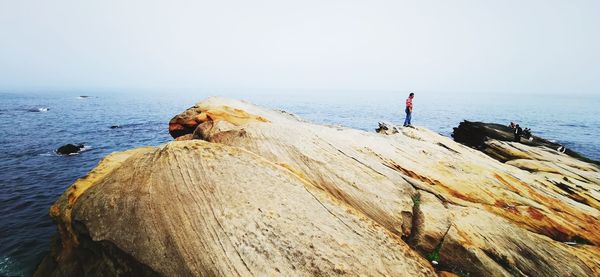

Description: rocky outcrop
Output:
[452,120,599,165]
[37,97,600,276]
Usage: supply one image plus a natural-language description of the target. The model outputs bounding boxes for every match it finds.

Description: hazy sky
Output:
[1,0,598,94]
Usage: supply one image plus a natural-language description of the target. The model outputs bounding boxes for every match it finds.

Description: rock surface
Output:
[37,97,600,276]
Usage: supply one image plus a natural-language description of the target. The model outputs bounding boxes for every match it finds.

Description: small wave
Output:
[38,153,55,157]
[0,255,20,276]
[27,107,49,112]
[558,123,588,128]
[67,145,92,155]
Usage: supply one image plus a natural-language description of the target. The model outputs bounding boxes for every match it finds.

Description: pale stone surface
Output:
[38,97,600,276]
[71,141,435,276]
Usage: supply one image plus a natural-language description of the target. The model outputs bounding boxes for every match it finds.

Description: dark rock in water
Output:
[78,96,91,98]
[452,120,599,165]
[110,125,121,129]
[56,144,84,155]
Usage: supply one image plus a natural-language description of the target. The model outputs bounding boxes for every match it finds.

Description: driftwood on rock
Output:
[376,121,402,135]
[37,97,600,276]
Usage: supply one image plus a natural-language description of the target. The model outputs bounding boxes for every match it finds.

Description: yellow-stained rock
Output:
[177,97,600,276]
[48,147,153,261]
[46,141,435,276]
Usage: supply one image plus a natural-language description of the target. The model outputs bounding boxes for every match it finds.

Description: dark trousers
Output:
[404,109,412,126]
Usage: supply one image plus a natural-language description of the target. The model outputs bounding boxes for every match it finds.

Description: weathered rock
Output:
[438,206,599,276]
[167,98,600,275]
[168,103,269,139]
[37,141,434,276]
[38,97,600,276]
[56,144,84,155]
[452,120,599,165]
[407,191,451,255]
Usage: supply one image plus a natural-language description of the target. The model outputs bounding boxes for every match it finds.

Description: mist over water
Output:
[0,91,599,276]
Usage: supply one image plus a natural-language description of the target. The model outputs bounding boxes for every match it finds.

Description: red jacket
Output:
[406,97,413,111]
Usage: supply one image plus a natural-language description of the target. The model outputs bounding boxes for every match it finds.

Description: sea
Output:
[1,90,599,276]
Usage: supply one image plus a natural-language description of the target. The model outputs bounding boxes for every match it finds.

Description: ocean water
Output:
[0,91,598,276]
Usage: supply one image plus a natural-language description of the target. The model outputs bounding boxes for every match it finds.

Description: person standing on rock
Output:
[403,92,414,127]
[514,124,523,142]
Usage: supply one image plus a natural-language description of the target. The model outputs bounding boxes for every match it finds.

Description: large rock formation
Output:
[452,120,599,165]
[37,97,600,276]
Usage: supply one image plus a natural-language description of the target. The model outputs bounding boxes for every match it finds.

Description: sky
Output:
[0,0,599,95]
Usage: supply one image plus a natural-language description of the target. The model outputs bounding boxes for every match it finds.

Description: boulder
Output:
[37,97,600,276]
[56,144,84,155]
